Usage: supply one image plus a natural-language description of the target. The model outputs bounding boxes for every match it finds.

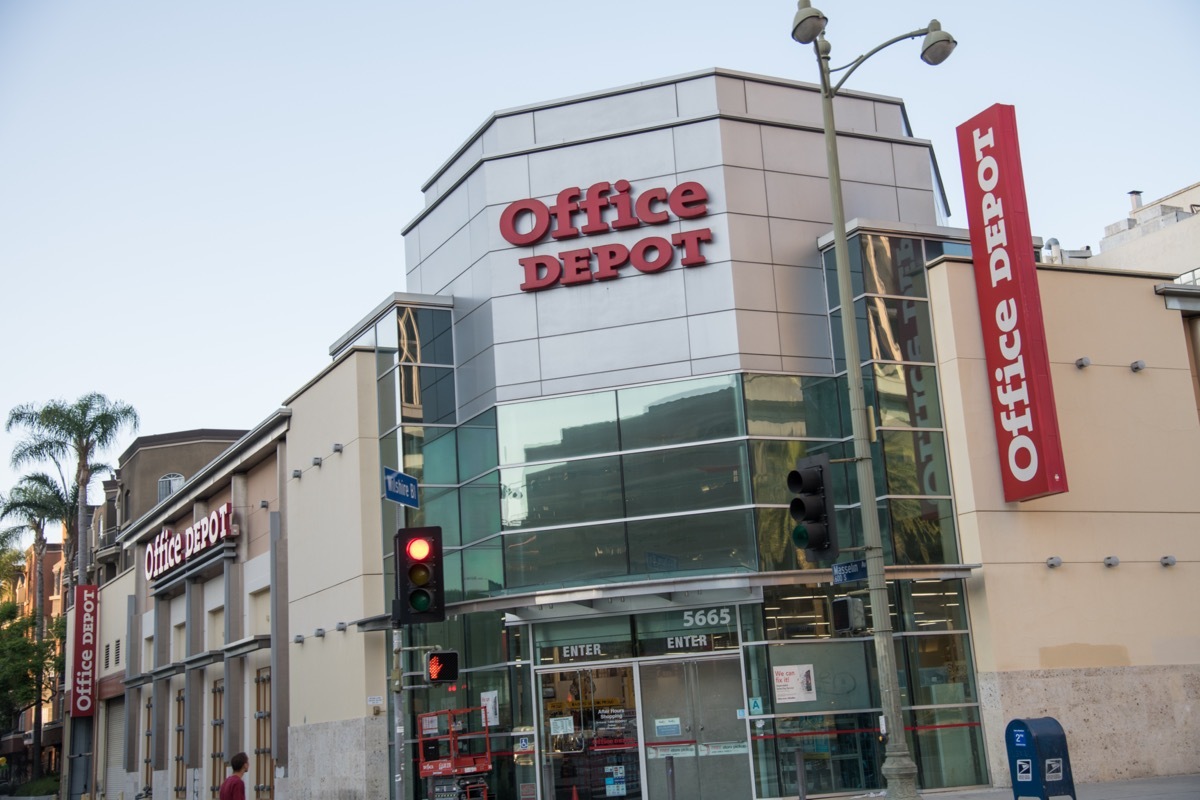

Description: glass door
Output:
[539,665,640,800]
[639,657,750,800]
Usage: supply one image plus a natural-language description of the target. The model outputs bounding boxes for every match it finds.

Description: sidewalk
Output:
[923,773,1200,800]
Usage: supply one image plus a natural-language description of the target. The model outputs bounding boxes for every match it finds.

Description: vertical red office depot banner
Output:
[70,585,98,717]
[956,104,1068,502]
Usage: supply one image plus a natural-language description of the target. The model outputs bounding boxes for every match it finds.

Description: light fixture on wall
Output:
[312,456,323,467]
[1161,555,1177,567]
[292,469,302,479]
[293,634,304,644]
[335,622,348,632]
[1075,357,1091,369]
[1130,360,1146,372]
[313,628,326,638]
[259,500,269,509]
[332,443,344,453]
[1103,556,1120,568]
[1045,557,1062,568]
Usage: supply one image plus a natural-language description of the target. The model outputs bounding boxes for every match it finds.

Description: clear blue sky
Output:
[1,1,1196,514]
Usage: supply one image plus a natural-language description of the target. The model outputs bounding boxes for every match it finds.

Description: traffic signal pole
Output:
[392,627,407,800]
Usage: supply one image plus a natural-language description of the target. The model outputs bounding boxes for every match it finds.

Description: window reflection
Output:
[500,457,623,530]
[505,524,628,588]
[617,375,741,448]
[623,442,749,517]
[743,374,844,439]
[497,394,618,466]
[867,364,942,429]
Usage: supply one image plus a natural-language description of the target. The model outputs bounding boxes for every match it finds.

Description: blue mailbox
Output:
[1004,717,1077,800]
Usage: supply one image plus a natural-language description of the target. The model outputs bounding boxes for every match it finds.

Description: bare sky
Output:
[1,1,1196,514]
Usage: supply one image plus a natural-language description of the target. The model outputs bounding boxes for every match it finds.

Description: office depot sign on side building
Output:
[956,104,1068,502]
[145,501,238,581]
[500,180,714,292]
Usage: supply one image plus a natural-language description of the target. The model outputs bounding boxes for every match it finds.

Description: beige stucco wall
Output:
[930,256,1200,783]
[284,349,389,734]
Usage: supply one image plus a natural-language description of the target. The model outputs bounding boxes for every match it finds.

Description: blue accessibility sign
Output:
[383,467,420,509]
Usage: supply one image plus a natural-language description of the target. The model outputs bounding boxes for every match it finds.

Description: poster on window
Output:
[773,664,816,703]
[480,690,499,727]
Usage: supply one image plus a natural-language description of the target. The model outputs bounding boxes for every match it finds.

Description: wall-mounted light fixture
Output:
[1075,357,1091,369]
[313,628,326,638]
[1103,556,1120,568]
[333,443,344,453]
[291,469,302,479]
[1161,555,1177,567]
[259,500,269,509]
[312,456,323,467]
[293,634,305,644]
[1130,360,1146,372]
[1045,557,1062,568]
[335,622,348,632]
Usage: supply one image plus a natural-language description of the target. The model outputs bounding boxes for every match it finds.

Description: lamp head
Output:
[920,19,957,65]
[792,0,827,44]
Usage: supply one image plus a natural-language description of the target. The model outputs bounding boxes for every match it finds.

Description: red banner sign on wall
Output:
[71,585,98,717]
[956,104,1068,502]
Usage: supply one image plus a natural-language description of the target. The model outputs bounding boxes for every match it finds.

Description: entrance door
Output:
[539,665,640,800]
[639,657,750,800]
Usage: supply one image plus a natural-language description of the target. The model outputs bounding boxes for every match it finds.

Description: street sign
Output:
[384,467,420,509]
[831,558,868,585]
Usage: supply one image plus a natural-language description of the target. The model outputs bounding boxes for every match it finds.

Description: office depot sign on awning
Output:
[956,104,1068,502]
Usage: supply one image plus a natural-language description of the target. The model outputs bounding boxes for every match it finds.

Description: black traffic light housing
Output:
[393,526,445,626]
[425,650,460,684]
[787,453,840,563]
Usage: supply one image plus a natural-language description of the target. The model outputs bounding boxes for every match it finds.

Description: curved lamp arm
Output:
[824,26,932,97]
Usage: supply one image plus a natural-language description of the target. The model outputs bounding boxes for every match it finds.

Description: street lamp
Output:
[791,4,956,799]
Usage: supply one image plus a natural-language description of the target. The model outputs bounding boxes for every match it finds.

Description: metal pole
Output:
[393,627,407,800]
[795,747,808,800]
[664,755,676,800]
[815,34,921,800]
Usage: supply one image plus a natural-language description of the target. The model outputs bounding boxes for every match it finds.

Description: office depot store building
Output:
[383,67,1200,798]
[92,69,1199,800]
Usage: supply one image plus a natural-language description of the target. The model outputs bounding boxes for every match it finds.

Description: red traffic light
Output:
[406,537,433,561]
[392,527,446,626]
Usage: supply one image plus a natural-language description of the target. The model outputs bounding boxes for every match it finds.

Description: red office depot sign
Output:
[145,501,237,581]
[499,180,714,291]
[71,585,98,717]
[957,104,1067,502]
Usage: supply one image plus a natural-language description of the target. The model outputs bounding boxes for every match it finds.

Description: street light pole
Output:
[792,5,956,799]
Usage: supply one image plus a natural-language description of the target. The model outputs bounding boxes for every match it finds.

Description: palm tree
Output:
[6,392,139,590]
[2,474,72,781]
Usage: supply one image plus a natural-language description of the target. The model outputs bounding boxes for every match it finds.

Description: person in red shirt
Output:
[219,752,249,800]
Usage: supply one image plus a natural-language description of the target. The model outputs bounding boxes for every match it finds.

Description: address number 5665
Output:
[682,608,732,627]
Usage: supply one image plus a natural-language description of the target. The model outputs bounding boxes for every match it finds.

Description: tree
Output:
[7,392,139,589]
[0,601,58,754]
[1,475,71,781]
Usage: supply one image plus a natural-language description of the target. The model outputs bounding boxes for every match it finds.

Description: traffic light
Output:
[425,650,460,684]
[393,527,445,626]
[831,596,865,633]
[787,452,840,563]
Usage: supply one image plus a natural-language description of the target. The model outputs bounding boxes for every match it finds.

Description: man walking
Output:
[219,752,249,800]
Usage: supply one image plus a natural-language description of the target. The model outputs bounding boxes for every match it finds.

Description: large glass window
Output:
[497,393,618,466]
[500,456,623,530]
[623,442,749,517]
[744,373,845,439]
[626,509,756,576]
[458,408,497,482]
[617,374,741,448]
[867,364,942,429]
[504,524,628,589]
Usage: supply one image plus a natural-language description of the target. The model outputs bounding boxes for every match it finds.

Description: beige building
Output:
[928,244,1200,782]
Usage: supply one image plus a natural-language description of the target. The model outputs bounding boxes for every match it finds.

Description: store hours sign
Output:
[499,179,714,291]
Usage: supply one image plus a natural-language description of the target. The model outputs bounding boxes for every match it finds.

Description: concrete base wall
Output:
[279,715,388,800]
[978,665,1200,787]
